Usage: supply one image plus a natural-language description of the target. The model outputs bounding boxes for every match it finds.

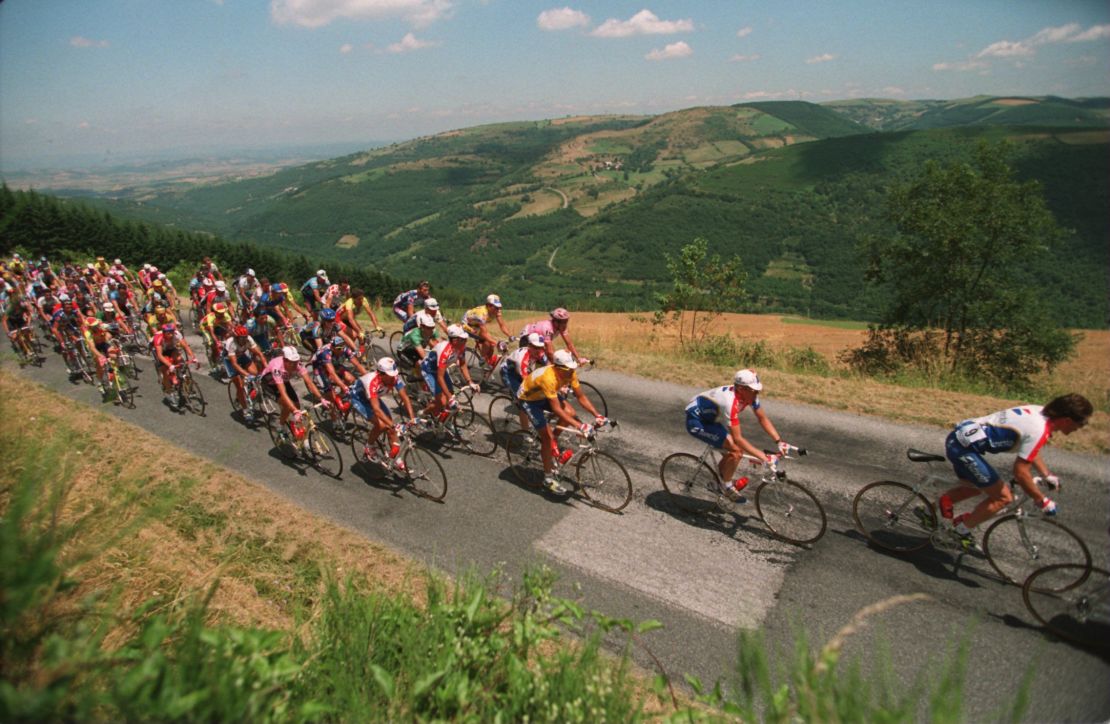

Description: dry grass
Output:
[565,311,1110,454]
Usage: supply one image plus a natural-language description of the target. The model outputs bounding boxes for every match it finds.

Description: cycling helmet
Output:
[215,280,227,291]
[551,307,570,321]
[114,258,122,264]
[281,345,300,362]
[272,282,286,294]
[446,324,469,340]
[423,297,439,310]
[202,278,214,287]
[319,308,336,322]
[331,335,346,348]
[149,266,158,274]
[96,256,105,262]
[526,332,545,347]
[152,278,164,287]
[552,350,578,370]
[486,293,502,308]
[376,357,399,377]
[233,325,249,337]
[416,311,436,328]
[102,302,114,311]
[245,268,255,277]
[316,269,328,278]
[733,368,762,391]
[143,263,152,271]
[162,323,176,333]
[58,292,70,301]
[212,302,228,314]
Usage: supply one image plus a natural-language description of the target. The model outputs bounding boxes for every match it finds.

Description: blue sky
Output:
[2,0,1108,170]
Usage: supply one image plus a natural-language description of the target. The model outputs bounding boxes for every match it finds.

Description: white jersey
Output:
[957,405,1051,462]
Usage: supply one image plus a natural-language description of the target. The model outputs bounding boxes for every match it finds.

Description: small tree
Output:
[852,141,1077,388]
[655,237,747,344]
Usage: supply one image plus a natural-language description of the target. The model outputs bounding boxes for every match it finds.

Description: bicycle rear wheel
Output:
[266,414,299,460]
[659,452,721,515]
[755,478,827,545]
[505,429,545,487]
[851,481,935,553]
[983,514,1091,587]
[1022,565,1110,647]
[308,429,344,479]
[576,451,632,513]
[227,377,245,416]
[464,347,485,388]
[455,414,498,457]
[389,330,404,358]
[403,446,447,501]
[350,426,389,479]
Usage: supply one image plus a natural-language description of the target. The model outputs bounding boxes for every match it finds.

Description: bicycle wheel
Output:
[389,330,404,358]
[350,426,389,479]
[576,450,633,513]
[181,373,207,416]
[227,378,245,415]
[1023,565,1110,647]
[464,347,485,387]
[307,429,344,479]
[403,446,447,501]
[487,394,523,445]
[659,452,721,515]
[983,514,1091,587]
[114,366,135,409]
[755,478,827,545]
[266,414,299,460]
[450,389,477,430]
[505,429,545,487]
[851,481,935,553]
[575,380,608,418]
[456,414,498,457]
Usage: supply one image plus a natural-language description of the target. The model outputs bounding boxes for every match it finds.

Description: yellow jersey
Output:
[517,364,579,403]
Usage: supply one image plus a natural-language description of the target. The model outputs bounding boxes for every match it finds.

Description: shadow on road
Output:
[832,527,986,588]
[642,489,787,547]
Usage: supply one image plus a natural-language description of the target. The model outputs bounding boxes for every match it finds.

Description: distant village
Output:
[591,156,624,172]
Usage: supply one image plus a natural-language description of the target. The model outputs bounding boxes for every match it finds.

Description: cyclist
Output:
[247,306,279,355]
[299,307,357,353]
[462,293,512,367]
[391,280,431,325]
[300,269,329,319]
[151,322,199,409]
[2,293,37,360]
[520,307,587,363]
[517,350,607,494]
[938,394,1093,549]
[337,288,383,345]
[501,332,548,430]
[322,278,350,312]
[259,345,326,442]
[82,317,118,396]
[224,325,267,422]
[199,302,235,372]
[235,269,259,319]
[97,300,133,336]
[309,334,367,420]
[684,369,791,500]
[350,357,417,470]
[397,311,439,373]
[419,324,480,422]
[145,301,178,340]
[204,279,234,316]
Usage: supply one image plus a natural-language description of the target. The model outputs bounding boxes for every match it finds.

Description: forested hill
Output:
[27,97,1110,327]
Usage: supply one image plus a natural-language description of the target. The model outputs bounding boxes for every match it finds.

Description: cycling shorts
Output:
[392,306,409,323]
[521,398,552,430]
[420,366,454,398]
[263,377,300,407]
[350,384,391,423]
[223,352,254,379]
[945,431,1002,488]
[501,366,523,395]
[685,409,729,449]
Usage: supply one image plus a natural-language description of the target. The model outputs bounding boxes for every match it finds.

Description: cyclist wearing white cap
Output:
[419,324,479,422]
[520,307,586,363]
[300,270,330,319]
[401,295,448,334]
[462,293,512,369]
[236,269,259,319]
[685,369,790,499]
[397,311,439,371]
[517,350,607,494]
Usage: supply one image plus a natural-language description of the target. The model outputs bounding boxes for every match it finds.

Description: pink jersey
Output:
[520,319,556,342]
[262,356,306,384]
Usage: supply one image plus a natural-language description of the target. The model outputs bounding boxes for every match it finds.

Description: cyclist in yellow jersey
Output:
[93,256,111,277]
[517,350,607,494]
[337,288,382,342]
[462,293,512,367]
[145,302,178,338]
[200,303,235,371]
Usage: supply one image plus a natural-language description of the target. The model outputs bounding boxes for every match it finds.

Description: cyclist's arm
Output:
[323,362,347,393]
[495,313,511,337]
[1012,457,1049,507]
[549,391,581,429]
[570,384,602,420]
[299,370,324,400]
[752,407,784,450]
[558,330,582,360]
[362,298,381,329]
[179,339,197,363]
[348,356,368,377]
[729,423,769,463]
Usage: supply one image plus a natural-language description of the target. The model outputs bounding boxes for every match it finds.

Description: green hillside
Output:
[45,99,1110,326]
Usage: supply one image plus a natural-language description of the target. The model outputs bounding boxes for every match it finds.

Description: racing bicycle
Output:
[351,421,448,501]
[227,373,277,426]
[266,403,343,479]
[660,443,826,545]
[852,449,1091,586]
[168,361,207,416]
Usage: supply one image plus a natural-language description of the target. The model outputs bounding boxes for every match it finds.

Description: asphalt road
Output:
[9,341,1109,721]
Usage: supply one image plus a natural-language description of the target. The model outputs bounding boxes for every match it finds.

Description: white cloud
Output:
[339,43,353,53]
[1071,24,1110,42]
[976,40,1033,58]
[880,86,906,96]
[70,36,110,48]
[805,53,836,64]
[592,10,693,38]
[385,32,437,53]
[736,26,752,38]
[270,0,453,29]
[646,41,692,61]
[932,59,988,72]
[729,53,760,62]
[537,7,590,31]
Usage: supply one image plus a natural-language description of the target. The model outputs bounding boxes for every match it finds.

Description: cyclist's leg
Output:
[685,411,732,481]
[946,432,1011,529]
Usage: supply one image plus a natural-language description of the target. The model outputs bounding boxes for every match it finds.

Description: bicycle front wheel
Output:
[404,446,447,501]
[983,514,1091,587]
[1023,565,1110,647]
[659,452,721,515]
[755,478,827,545]
[505,429,545,487]
[576,451,632,513]
[266,414,298,460]
[388,330,404,358]
[852,481,935,553]
[308,429,344,479]
[114,367,135,409]
[227,378,245,415]
[350,426,388,479]
[182,374,207,416]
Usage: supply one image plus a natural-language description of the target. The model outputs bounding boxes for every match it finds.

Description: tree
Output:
[655,237,747,344]
[854,141,1076,387]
